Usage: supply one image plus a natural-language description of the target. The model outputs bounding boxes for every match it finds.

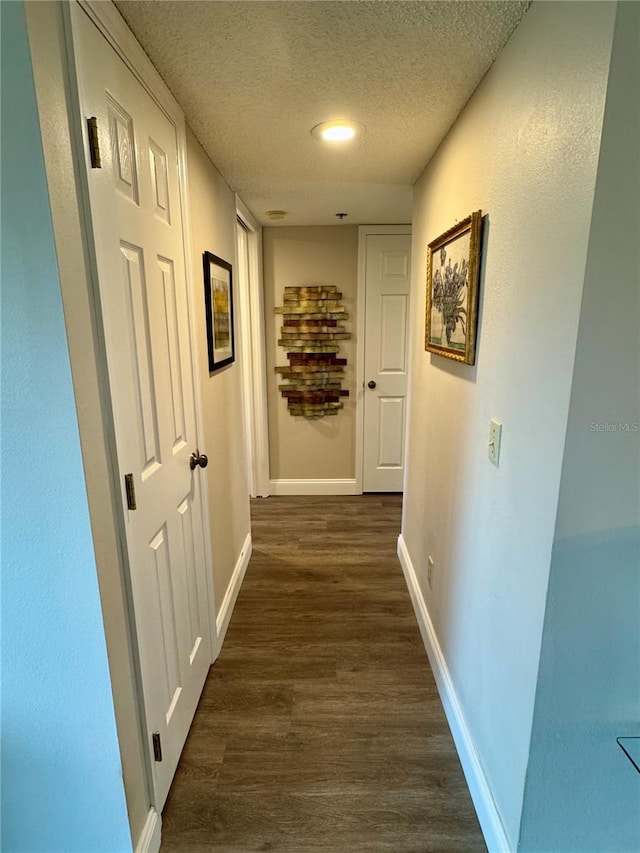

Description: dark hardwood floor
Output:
[160,495,486,852]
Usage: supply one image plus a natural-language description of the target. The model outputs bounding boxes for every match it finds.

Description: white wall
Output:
[401,2,617,846]
[519,4,640,848]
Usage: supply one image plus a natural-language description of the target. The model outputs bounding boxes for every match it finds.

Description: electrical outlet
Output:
[488,418,502,466]
[427,556,434,589]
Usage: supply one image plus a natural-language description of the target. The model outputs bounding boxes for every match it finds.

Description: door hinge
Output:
[152,732,163,762]
[124,473,136,510]
[87,116,102,169]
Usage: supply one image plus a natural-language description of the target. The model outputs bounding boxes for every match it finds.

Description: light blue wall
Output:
[519,3,640,849]
[520,530,640,851]
[0,3,132,850]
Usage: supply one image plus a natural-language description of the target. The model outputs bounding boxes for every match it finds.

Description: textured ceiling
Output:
[114,0,529,226]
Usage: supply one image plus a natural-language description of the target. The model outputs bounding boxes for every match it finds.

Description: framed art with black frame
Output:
[203,251,235,372]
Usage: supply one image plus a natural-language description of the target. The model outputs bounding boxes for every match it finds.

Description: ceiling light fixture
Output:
[312,120,364,144]
[266,210,287,220]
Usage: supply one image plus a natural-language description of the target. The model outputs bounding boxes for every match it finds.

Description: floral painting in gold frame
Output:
[425,210,483,365]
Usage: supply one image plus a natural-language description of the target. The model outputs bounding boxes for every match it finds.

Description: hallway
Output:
[160,495,485,852]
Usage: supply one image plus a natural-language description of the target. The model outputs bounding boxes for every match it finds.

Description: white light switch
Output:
[488,419,502,466]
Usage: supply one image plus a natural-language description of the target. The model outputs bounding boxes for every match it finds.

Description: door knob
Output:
[367,380,377,389]
[190,450,208,470]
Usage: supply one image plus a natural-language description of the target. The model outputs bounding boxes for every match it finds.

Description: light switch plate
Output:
[488,419,502,466]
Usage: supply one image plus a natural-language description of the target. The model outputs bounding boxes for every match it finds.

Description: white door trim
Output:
[236,196,270,497]
[134,808,161,853]
[356,225,412,493]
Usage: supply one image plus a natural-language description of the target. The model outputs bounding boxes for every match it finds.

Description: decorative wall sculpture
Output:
[275,285,351,417]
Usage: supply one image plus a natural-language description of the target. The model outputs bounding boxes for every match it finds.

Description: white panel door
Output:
[71,7,212,810]
[363,234,412,492]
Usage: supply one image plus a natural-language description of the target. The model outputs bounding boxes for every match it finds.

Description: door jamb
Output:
[356,225,413,493]
[236,197,270,497]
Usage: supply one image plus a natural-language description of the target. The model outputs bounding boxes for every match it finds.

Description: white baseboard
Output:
[269,478,360,496]
[215,532,252,650]
[397,534,512,853]
[134,808,161,853]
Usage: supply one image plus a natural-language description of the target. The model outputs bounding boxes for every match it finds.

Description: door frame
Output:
[235,197,270,498]
[60,0,217,838]
[356,225,413,493]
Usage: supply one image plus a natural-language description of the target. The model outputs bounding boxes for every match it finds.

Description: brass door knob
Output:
[190,450,209,470]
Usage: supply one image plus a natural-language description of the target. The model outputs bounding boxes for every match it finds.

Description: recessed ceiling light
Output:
[311,120,364,143]
[322,125,355,142]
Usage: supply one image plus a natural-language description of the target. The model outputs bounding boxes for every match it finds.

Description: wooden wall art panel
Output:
[274,285,351,417]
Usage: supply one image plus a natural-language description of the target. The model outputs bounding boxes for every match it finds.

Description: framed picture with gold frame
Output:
[425,210,483,365]
[203,251,235,372]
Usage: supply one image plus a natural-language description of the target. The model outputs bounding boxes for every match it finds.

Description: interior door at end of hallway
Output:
[71,6,213,810]
[363,233,412,492]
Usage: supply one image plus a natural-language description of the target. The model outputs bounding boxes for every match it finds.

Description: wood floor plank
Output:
[160,494,486,852]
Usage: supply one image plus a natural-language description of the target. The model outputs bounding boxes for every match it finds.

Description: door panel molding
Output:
[71,0,217,659]
[71,0,217,658]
